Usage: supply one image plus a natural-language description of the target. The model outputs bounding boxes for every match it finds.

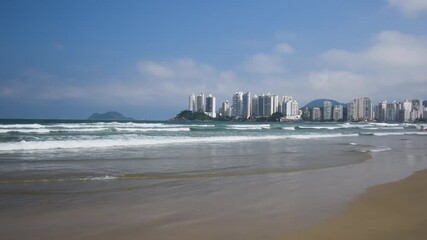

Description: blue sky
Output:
[1,0,427,119]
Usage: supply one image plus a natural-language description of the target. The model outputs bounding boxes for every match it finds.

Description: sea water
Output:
[0,120,426,239]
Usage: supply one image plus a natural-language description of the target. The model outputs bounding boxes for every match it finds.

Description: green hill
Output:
[303,99,343,108]
[171,110,213,121]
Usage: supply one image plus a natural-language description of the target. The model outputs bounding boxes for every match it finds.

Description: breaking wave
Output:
[226,124,271,130]
[0,133,359,151]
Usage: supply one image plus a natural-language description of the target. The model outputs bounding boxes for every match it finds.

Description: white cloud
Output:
[322,31,427,71]
[3,32,425,110]
[239,42,294,75]
[241,53,286,74]
[306,70,371,100]
[388,0,427,16]
[137,61,174,78]
[135,58,244,104]
[318,30,427,101]
[322,31,427,81]
[275,42,294,54]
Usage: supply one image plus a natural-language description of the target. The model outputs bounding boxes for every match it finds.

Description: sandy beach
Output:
[284,168,427,240]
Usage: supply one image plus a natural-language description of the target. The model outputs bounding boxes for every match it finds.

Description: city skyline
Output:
[187,91,426,123]
[1,1,426,120]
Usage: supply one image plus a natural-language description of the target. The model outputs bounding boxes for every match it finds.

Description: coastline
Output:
[284,168,427,240]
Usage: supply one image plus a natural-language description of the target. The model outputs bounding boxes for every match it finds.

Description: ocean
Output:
[1,119,427,239]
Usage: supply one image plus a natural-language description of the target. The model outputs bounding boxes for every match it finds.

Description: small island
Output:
[88,111,134,121]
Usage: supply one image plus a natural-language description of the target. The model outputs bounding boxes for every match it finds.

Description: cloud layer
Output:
[1,31,426,111]
[316,31,427,101]
[388,0,427,16]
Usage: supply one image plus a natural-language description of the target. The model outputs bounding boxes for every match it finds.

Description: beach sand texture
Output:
[284,168,427,240]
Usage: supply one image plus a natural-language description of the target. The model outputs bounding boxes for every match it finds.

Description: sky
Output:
[1,0,427,120]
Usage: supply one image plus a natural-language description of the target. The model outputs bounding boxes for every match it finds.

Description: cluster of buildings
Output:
[189,92,300,120]
[188,93,427,123]
[301,100,345,122]
[188,93,217,118]
[302,98,427,123]
[374,99,425,123]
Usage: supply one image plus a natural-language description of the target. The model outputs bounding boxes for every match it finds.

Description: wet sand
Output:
[284,168,427,240]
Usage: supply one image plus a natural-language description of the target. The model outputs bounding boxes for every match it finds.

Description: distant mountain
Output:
[88,111,133,121]
[303,99,343,108]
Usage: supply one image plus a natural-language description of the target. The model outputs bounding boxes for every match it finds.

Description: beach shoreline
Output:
[284,168,427,240]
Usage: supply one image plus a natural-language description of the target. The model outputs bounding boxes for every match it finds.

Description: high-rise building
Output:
[196,93,205,113]
[333,105,343,121]
[323,101,332,121]
[347,103,353,121]
[232,92,243,117]
[251,95,259,116]
[378,100,387,122]
[399,100,412,122]
[264,94,274,117]
[258,95,266,117]
[312,107,321,121]
[283,95,292,103]
[350,97,372,121]
[386,101,397,122]
[221,100,231,117]
[412,99,421,111]
[205,94,216,118]
[242,92,251,118]
[188,94,196,112]
[301,108,311,121]
[283,98,299,119]
[272,95,280,114]
[411,99,422,121]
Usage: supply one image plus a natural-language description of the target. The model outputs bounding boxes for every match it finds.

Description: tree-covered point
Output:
[255,112,284,122]
[269,112,284,121]
[173,110,213,121]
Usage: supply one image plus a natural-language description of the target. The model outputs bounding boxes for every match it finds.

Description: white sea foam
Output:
[340,123,374,129]
[12,175,119,183]
[369,123,400,127]
[0,133,359,151]
[226,124,270,130]
[0,122,210,133]
[0,124,45,129]
[51,128,111,132]
[285,133,358,139]
[370,132,405,136]
[380,127,404,130]
[297,125,341,130]
[80,175,118,181]
[186,124,215,128]
[0,129,51,134]
[116,127,191,132]
[282,127,296,130]
[405,132,427,136]
[340,123,364,128]
[358,146,391,153]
